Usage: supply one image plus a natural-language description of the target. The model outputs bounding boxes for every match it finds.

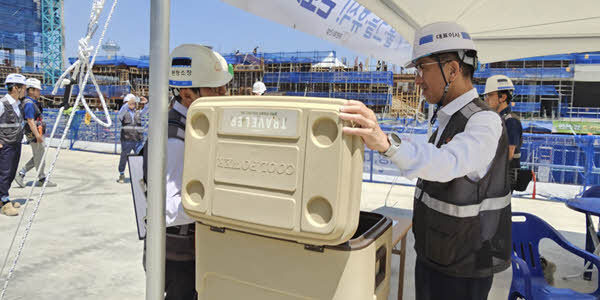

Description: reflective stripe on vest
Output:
[513,153,521,159]
[122,125,144,130]
[0,123,20,128]
[415,187,511,218]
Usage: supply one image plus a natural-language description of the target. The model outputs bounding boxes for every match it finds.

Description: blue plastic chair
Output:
[510,212,600,299]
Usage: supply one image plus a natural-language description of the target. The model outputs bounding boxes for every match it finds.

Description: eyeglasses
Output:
[483,92,497,100]
[415,60,451,78]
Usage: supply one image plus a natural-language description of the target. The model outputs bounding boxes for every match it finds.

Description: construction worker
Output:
[340,22,511,300]
[252,81,266,95]
[483,75,524,191]
[144,44,232,299]
[0,74,27,216]
[117,93,148,183]
[14,78,55,188]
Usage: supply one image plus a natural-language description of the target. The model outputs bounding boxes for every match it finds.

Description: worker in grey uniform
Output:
[117,93,148,183]
[14,78,55,188]
[0,74,27,216]
[340,22,511,300]
[143,44,232,300]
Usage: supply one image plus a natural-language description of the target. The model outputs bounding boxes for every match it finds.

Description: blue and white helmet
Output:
[405,22,477,68]
[5,73,27,86]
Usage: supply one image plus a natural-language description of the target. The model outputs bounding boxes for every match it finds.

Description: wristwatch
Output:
[380,132,401,158]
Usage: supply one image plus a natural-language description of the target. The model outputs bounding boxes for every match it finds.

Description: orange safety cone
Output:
[531,170,536,200]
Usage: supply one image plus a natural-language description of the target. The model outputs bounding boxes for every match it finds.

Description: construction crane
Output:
[41,0,64,84]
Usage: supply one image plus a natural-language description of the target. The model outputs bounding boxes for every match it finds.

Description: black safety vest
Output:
[141,105,193,261]
[413,98,512,278]
[121,109,144,141]
[0,96,23,145]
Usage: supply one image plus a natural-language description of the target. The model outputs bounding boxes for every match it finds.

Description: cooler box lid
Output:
[182,96,364,246]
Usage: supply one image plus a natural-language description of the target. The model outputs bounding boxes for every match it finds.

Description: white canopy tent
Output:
[145,1,600,300]
[356,0,600,63]
[313,52,347,69]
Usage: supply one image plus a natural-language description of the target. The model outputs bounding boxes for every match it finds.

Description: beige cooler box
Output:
[182,96,392,299]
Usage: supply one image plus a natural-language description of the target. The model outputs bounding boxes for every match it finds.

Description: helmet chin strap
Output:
[430,56,453,125]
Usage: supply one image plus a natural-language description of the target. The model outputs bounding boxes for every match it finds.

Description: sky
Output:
[63,0,367,64]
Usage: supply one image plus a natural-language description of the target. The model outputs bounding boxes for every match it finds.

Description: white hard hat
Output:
[252,81,266,95]
[483,75,515,95]
[169,44,233,88]
[5,73,27,85]
[123,93,138,103]
[405,22,477,68]
[25,78,42,90]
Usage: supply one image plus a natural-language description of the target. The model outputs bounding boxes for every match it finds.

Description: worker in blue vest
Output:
[340,22,511,300]
[483,75,524,191]
[0,74,27,216]
[117,93,148,183]
[14,78,56,188]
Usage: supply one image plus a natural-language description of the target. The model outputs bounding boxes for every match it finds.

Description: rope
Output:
[0,1,118,298]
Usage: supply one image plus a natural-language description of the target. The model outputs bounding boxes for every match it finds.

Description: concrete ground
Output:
[0,146,597,300]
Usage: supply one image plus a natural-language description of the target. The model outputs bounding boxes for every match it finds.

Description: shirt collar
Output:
[437,88,479,120]
[173,101,188,116]
[26,96,37,103]
[5,94,17,105]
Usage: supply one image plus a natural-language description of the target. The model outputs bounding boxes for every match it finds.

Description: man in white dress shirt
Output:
[150,44,232,300]
[340,22,511,300]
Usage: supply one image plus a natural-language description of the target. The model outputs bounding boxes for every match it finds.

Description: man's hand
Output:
[0,143,3,149]
[140,96,148,104]
[36,135,44,144]
[339,100,390,152]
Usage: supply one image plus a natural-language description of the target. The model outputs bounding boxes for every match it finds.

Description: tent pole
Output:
[146,0,170,299]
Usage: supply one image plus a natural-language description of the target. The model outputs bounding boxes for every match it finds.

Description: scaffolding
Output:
[38,55,149,110]
[391,73,424,121]
[476,55,576,120]
[222,50,395,112]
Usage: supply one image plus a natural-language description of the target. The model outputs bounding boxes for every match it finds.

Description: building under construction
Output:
[225,51,395,113]
[44,51,396,113]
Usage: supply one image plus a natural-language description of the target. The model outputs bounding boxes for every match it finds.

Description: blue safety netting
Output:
[39,84,131,98]
[223,51,335,65]
[285,92,391,106]
[474,67,573,79]
[263,71,393,85]
[364,130,600,187]
[39,108,600,189]
[511,102,542,113]
[519,134,599,186]
[0,0,42,67]
[42,108,148,153]
[67,56,149,68]
[521,120,553,133]
[474,85,558,96]
[561,107,600,119]
[507,52,600,64]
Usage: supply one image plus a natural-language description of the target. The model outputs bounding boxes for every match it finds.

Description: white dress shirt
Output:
[165,101,194,227]
[389,88,503,182]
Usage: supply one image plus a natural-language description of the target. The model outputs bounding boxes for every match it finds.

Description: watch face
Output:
[389,133,401,145]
